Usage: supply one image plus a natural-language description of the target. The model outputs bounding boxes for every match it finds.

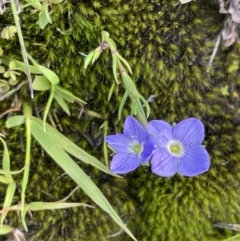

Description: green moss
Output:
[1,0,240,240]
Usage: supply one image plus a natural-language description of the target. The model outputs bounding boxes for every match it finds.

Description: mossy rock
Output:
[1,0,240,240]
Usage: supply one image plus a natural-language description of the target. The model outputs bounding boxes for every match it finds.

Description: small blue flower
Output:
[106,116,155,174]
[147,117,210,177]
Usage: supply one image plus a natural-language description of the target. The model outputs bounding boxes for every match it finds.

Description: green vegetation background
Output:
[1,0,240,240]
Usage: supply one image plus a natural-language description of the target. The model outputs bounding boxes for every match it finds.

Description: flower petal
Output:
[105,134,131,152]
[123,116,148,142]
[177,145,210,177]
[172,118,204,146]
[110,153,140,174]
[147,120,173,147]
[151,149,177,177]
[140,136,155,164]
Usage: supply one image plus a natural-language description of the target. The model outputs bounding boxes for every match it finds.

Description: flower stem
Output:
[102,31,148,127]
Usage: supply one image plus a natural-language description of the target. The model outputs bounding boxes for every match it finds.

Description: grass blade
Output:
[31,117,118,177]
[30,118,137,241]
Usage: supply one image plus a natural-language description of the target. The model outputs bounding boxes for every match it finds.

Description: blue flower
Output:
[147,117,210,177]
[106,116,155,174]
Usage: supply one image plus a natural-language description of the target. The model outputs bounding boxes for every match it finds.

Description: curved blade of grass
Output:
[31,117,119,177]
[30,119,137,241]
[1,183,16,225]
[21,103,32,231]
[0,136,13,182]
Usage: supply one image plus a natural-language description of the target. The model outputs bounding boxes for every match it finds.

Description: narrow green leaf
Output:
[21,103,32,232]
[0,136,13,182]
[108,82,115,101]
[5,115,25,128]
[112,54,118,84]
[100,121,109,167]
[84,51,95,69]
[55,85,87,104]
[139,95,150,118]
[43,86,55,131]
[33,75,51,91]
[118,91,128,120]
[54,87,73,103]
[107,38,117,50]
[0,138,16,224]
[29,202,93,211]
[32,117,118,177]
[30,119,137,241]
[54,92,70,116]
[91,48,101,64]
[116,52,132,74]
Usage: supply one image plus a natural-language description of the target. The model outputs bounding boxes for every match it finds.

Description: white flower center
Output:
[167,140,184,157]
[128,140,143,155]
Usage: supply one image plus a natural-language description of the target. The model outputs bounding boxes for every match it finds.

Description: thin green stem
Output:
[117,61,148,127]
[10,0,33,98]
[101,121,109,167]
[136,100,148,127]
[21,102,32,231]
